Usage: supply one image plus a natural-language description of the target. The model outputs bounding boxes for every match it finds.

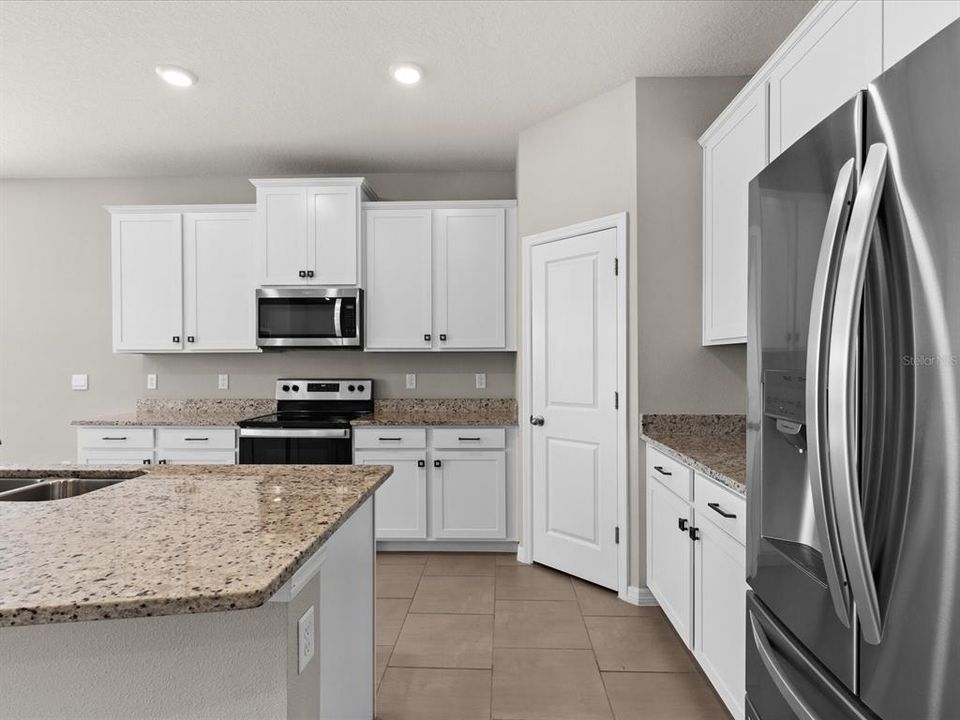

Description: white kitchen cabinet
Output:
[252,178,373,287]
[183,212,257,351]
[694,506,747,720]
[883,0,960,68]
[431,451,506,539]
[363,201,517,352]
[363,208,434,350]
[111,213,183,352]
[700,83,768,345]
[646,475,694,646]
[768,0,882,157]
[157,449,237,465]
[433,208,506,349]
[78,426,237,466]
[354,450,428,539]
[77,450,155,466]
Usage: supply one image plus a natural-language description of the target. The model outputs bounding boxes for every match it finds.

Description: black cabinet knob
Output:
[187,336,195,343]
[678,518,688,532]
[417,460,425,468]
[172,335,180,343]
[433,459,442,468]
[424,334,431,342]
[439,334,447,341]
[688,526,700,541]
[299,270,307,278]
[306,270,315,278]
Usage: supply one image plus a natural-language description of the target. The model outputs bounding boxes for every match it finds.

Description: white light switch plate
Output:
[218,374,229,390]
[406,373,417,390]
[71,374,88,391]
[146,374,158,390]
[298,606,315,674]
[475,373,486,390]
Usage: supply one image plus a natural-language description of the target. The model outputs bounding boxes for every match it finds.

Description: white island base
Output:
[0,498,375,720]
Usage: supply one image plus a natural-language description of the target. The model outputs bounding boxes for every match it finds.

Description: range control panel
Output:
[275,379,373,401]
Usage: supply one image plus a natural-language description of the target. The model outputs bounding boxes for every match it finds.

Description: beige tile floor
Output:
[375,552,731,720]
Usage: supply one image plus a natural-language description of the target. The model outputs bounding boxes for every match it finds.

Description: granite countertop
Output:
[641,414,746,495]
[71,399,277,427]
[352,398,518,426]
[0,464,392,627]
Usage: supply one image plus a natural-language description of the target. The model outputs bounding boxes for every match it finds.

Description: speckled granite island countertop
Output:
[0,464,392,627]
[642,414,746,495]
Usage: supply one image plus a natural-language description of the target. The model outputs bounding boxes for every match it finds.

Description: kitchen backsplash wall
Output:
[0,172,516,465]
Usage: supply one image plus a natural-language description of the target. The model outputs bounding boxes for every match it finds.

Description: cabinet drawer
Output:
[694,473,746,545]
[78,449,154,466]
[158,449,237,465]
[353,427,426,449]
[77,427,154,450]
[646,446,693,501]
[431,428,505,449]
[156,428,237,450]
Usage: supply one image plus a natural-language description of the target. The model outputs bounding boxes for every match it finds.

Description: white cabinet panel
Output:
[883,0,960,69]
[769,0,882,157]
[77,427,155,450]
[646,476,694,646]
[309,185,360,285]
[364,209,433,350]
[111,213,183,352]
[353,427,427,450]
[694,511,746,720]
[257,186,308,285]
[157,449,236,465]
[183,212,256,351]
[646,446,694,502]
[156,428,237,450]
[702,84,767,345]
[433,209,506,349]
[431,428,505,450]
[355,451,428,539]
[431,451,506,539]
[77,450,154,466]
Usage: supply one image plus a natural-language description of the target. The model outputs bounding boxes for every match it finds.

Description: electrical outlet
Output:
[405,373,417,390]
[475,373,486,390]
[218,374,229,390]
[71,374,88,391]
[298,606,315,674]
[146,374,158,390]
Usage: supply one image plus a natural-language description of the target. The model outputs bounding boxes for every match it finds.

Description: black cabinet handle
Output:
[142,459,151,465]
[172,336,180,343]
[184,437,209,442]
[458,437,481,441]
[678,518,688,532]
[378,437,402,441]
[306,270,315,278]
[187,336,195,343]
[417,460,425,468]
[688,526,700,541]
[653,465,672,476]
[299,270,307,278]
[434,459,442,468]
[439,333,447,341]
[158,459,168,465]
[708,502,737,519]
[424,334,431,342]
[102,436,127,441]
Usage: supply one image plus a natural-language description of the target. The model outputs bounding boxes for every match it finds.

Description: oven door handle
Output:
[239,428,351,439]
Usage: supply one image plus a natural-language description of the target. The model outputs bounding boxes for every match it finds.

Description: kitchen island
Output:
[0,463,392,719]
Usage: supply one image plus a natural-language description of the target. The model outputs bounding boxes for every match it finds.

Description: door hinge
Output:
[615,526,620,544]
[614,257,619,276]
[614,391,619,409]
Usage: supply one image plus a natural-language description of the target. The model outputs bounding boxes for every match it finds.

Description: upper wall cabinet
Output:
[251,178,376,287]
[700,84,768,345]
[109,205,257,353]
[883,0,960,69]
[363,202,517,352]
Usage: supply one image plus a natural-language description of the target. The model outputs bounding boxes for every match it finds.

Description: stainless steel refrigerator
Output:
[746,19,960,720]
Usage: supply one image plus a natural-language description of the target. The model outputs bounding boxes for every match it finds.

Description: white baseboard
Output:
[623,585,659,606]
[377,540,519,553]
[515,544,532,564]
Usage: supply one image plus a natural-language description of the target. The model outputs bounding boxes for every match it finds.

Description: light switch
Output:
[218,374,229,390]
[147,374,158,390]
[298,606,315,674]
[406,373,417,390]
[475,373,486,390]
[71,374,88,391]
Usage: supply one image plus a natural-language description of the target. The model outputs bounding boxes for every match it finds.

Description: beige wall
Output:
[0,172,516,465]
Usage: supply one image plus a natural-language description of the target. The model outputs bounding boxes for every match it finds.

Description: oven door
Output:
[256,287,361,348]
[238,428,353,464]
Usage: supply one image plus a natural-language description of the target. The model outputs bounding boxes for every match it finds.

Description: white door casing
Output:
[523,214,627,594]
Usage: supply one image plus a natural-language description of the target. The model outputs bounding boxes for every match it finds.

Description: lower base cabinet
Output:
[354,451,428,538]
[77,426,237,466]
[646,477,693,645]
[431,451,506,539]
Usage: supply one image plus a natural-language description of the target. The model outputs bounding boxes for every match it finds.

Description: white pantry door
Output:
[530,227,620,589]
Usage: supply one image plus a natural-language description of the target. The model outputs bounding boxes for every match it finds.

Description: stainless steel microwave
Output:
[256,287,362,348]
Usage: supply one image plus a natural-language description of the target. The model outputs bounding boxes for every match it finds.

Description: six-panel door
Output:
[111,213,183,352]
[355,451,428,539]
[646,477,694,646]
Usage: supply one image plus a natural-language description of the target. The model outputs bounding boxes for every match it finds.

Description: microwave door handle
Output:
[828,142,888,645]
[805,157,856,628]
[333,298,342,338]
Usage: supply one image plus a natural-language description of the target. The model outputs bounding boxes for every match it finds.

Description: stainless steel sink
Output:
[0,476,132,502]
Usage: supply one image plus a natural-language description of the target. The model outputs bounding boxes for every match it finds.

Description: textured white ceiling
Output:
[0,0,813,178]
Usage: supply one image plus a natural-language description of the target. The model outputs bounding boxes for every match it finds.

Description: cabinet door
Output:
[78,450,154,466]
[363,209,433,350]
[883,0,960,69]
[433,208,506,349]
[355,450,427,539]
[111,213,183,352]
[308,185,360,285]
[157,449,236,465]
[183,212,257,351]
[769,0,882,157]
[646,477,693,646]
[702,84,768,345]
[257,186,308,285]
[431,451,507,539]
[694,511,746,720]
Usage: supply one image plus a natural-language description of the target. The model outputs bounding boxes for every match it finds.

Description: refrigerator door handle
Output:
[827,142,889,645]
[749,612,819,720]
[805,157,856,628]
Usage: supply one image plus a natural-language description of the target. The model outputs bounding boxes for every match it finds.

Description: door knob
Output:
[530,415,545,426]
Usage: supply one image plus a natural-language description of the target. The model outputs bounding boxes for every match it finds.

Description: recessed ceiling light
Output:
[155,64,197,88]
[390,62,423,85]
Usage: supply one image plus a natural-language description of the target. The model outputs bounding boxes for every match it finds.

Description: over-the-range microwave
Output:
[256,287,362,348]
